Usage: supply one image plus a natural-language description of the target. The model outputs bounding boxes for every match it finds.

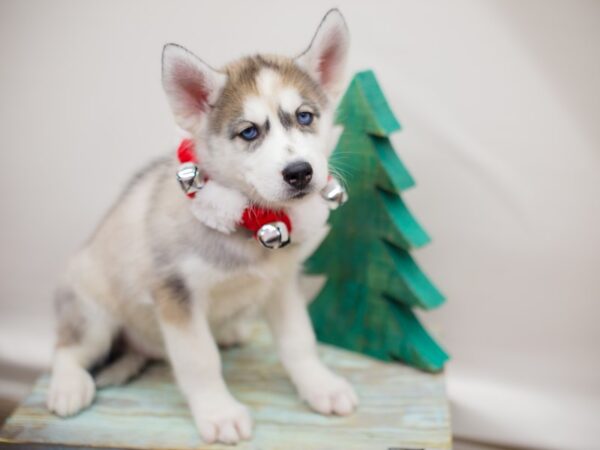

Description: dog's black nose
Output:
[282,161,313,190]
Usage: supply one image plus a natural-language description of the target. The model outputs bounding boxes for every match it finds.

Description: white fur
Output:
[296,9,350,98]
[189,181,247,234]
[231,68,331,204]
[255,68,279,98]
[48,9,354,446]
[47,289,118,416]
[159,302,253,444]
[286,193,330,243]
[242,95,271,125]
[162,44,226,134]
[280,87,303,113]
[47,351,96,417]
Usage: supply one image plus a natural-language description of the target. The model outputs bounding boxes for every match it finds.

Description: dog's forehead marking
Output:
[243,96,270,124]
[210,55,327,134]
[280,88,303,113]
[244,68,302,123]
[256,68,279,98]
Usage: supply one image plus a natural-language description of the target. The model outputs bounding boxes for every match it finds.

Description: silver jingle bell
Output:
[176,162,206,195]
[320,176,348,209]
[257,221,291,249]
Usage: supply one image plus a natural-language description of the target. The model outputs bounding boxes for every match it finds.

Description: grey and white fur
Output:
[47,9,356,445]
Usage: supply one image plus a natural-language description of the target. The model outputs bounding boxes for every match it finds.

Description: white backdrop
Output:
[1,1,599,449]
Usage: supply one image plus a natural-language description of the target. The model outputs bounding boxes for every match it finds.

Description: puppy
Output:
[46,9,357,445]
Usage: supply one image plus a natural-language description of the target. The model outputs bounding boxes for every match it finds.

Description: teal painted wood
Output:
[373,135,416,193]
[305,69,449,372]
[336,71,401,136]
[0,324,451,450]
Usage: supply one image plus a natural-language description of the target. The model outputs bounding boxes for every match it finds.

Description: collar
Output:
[175,139,292,249]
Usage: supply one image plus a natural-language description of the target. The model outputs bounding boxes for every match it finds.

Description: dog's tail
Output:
[94,351,148,388]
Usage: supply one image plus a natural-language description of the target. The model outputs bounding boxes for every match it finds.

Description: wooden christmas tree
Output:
[305,70,449,372]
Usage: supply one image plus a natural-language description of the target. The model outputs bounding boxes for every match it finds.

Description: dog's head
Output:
[162,9,349,207]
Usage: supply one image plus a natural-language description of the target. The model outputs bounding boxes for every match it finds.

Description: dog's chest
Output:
[206,258,285,325]
[207,271,269,325]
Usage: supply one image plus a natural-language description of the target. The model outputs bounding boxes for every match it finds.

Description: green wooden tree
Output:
[304,70,449,372]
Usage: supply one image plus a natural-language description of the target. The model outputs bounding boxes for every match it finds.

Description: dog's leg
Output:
[265,275,358,416]
[94,350,148,388]
[154,276,252,445]
[47,286,118,417]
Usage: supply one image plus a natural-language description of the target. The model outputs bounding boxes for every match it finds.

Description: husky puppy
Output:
[46,9,356,445]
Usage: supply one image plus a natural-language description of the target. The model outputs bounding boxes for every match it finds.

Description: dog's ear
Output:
[296,9,350,99]
[162,44,226,133]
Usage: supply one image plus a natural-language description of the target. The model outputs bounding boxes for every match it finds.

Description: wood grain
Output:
[0,323,451,450]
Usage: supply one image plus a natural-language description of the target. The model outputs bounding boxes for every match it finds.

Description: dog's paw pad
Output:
[47,364,95,417]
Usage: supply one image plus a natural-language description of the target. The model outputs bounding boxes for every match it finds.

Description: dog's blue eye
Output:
[296,111,313,126]
[239,125,259,141]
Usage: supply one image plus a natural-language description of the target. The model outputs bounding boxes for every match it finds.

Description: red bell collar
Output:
[176,139,292,247]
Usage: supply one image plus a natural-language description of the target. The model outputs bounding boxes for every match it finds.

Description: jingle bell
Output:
[176,162,206,195]
[320,176,348,209]
[257,221,290,249]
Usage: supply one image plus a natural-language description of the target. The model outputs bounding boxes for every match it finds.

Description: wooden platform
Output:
[0,324,451,449]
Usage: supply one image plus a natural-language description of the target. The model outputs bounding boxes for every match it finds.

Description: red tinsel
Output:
[177,138,197,164]
[240,206,292,234]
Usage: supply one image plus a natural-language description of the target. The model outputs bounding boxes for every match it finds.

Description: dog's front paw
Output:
[189,182,248,234]
[47,361,96,417]
[297,370,358,416]
[190,393,253,444]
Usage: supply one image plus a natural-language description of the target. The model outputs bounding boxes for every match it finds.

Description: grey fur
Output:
[209,54,327,135]
[95,351,148,388]
[162,274,191,311]
[143,160,270,272]
[278,107,293,130]
[87,156,172,244]
[54,286,86,347]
